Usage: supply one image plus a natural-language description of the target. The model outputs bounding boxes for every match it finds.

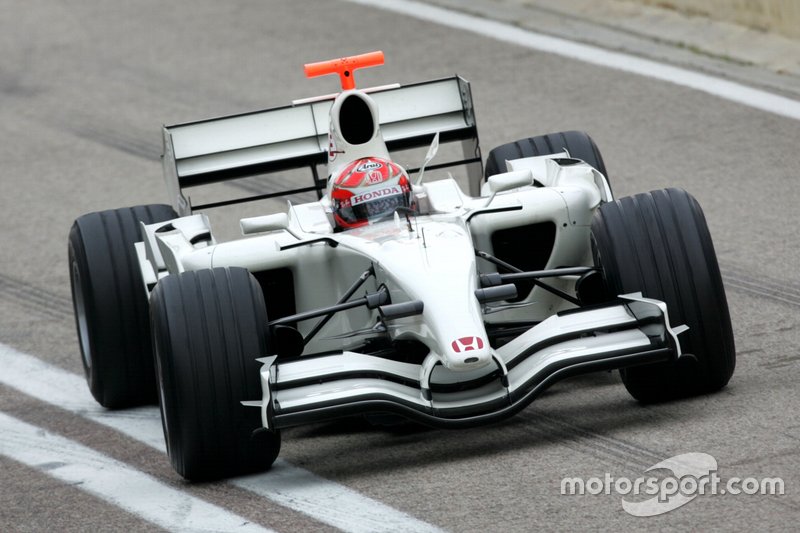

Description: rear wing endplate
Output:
[162,76,482,215]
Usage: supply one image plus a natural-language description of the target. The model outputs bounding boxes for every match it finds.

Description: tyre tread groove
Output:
[592,189,735,402]
[152,267,280,481]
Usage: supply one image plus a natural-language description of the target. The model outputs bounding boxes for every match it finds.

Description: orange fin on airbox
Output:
[304,51,385,90]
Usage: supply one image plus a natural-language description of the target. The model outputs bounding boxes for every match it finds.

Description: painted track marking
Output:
[345,0,800,121]
[0,343,443,533]
[0,412,273,533]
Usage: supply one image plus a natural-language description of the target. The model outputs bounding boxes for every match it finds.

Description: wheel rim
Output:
[71,261,92,371]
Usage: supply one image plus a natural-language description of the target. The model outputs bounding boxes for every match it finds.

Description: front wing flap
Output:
[246,294,686,429]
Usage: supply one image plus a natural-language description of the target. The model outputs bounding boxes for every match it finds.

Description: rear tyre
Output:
[68,204,177,408]
[485,130,608,181]
[591,188,735,402]
[151,267,281,481]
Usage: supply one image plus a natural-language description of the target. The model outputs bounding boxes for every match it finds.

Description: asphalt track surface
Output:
[1,0,798,531]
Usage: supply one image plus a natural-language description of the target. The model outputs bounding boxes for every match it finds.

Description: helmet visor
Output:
[336,191,409,225]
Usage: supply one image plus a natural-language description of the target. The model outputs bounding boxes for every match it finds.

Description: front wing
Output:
[246,294,687,429]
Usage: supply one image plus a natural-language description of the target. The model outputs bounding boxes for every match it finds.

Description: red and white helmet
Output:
[330,157,411,230]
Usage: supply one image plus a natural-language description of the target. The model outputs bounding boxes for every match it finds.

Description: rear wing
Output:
[161,76,482,215]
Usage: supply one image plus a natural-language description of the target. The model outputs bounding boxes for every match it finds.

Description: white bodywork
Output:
[140,76,684,428]
[141,160,608,362]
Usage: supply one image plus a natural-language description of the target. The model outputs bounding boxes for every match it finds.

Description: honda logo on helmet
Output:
[350,185,403,206]
[451,336,485,352]
[366,170,384,184]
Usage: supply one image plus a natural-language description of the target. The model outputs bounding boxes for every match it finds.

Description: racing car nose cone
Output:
[445,336,492,369]
[451,336,485,353]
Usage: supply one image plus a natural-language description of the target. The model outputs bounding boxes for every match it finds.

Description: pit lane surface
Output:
[1,0,798,530]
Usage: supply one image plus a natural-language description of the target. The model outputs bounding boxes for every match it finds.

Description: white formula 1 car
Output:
[69,52,735,481]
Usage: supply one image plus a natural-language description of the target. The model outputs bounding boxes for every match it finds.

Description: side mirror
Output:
[240,213,290,235]
[486,169,533,194]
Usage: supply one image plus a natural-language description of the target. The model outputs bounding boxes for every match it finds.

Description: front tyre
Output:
[591,188,735,402]
[151,267,280,481]
[68,204,177,408]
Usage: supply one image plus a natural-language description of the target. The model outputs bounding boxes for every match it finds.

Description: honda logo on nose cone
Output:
[451,336,485,352]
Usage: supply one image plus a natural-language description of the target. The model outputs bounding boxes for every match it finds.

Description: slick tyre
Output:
[485,130,608,182]
[591,188,735,402]
[151,267,281,481]
[68,204,177,408]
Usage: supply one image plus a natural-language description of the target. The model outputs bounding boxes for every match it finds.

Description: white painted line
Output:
[236,462,436,533]
[0,344,443,533]
[344,0,800,121]
[0,345,166,450]
[0,412,272,533]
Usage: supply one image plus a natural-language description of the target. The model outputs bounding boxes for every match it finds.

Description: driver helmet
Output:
[330,157,411,230]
